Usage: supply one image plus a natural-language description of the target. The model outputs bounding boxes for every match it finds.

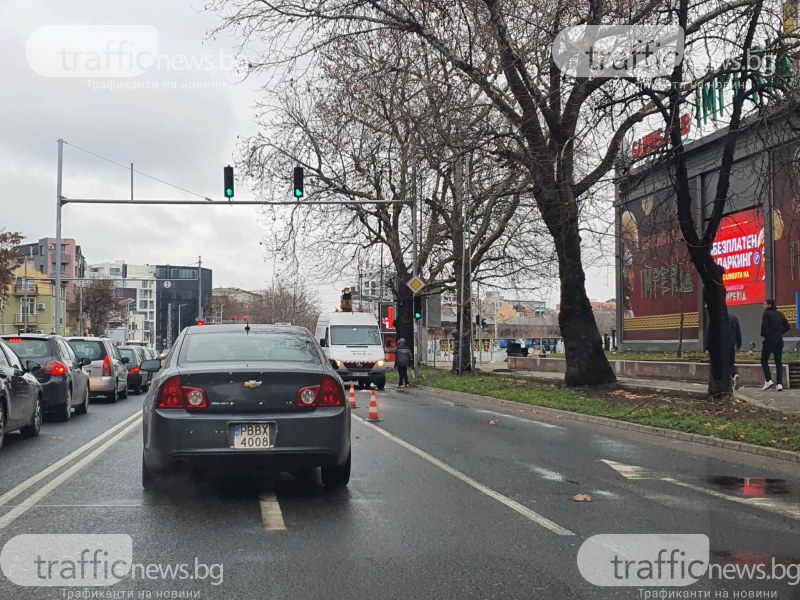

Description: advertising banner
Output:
[712,208,766,306]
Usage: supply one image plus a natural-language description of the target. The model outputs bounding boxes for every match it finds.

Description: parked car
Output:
[67,337,129,402]
[0,338,43,449]
[2,334,91,421]
[118,345,151,394]
[140,324,351,490]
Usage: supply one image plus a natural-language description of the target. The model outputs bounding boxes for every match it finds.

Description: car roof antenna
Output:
[244,323,251,335]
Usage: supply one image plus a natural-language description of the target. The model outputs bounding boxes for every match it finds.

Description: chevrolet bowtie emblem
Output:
[244,380,262,388]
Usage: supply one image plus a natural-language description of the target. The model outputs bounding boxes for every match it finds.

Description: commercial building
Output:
[155,264,213,351]
[86,262,158,343]
[615,115,800,351]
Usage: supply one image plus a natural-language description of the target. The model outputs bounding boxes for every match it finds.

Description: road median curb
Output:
[420,386,800,464]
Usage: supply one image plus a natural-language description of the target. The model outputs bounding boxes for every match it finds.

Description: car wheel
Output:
[21,395,42,437]
[0,402,5,450]
[56,388,72,422]
[120,381,128,399]
[75,385,89,415]
[376,378,386,391]
[142,457,162,491]
[321,451,351,489]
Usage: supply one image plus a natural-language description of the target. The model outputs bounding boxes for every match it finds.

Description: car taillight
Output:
[296,376,344,408]
[318,375,344,407]
[156,376,208,409]
[44,360,67,376]
[102,355,112,377]
[129,367,140,374]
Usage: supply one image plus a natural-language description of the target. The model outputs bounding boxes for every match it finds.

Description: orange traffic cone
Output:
[348,383,358,408]
[366,389,381,422]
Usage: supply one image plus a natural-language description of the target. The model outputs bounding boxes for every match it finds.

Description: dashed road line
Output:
[259,493,287,531]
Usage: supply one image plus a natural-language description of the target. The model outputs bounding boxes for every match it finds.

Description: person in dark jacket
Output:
[395,338,413,387]
[705,314,743,389]
[760,299,790,391]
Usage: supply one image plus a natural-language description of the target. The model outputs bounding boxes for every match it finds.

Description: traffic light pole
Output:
[55,139,64,336]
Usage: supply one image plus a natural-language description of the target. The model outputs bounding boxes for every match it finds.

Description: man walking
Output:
[395,338,413,388]
[761,299,790,391]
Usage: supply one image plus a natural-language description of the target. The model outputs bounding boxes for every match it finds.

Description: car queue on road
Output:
[0,334,155,452]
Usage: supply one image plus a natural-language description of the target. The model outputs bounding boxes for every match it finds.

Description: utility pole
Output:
[79,281,84,336]
[167,302,173,349]
[55,139,64,336]
[411,158,419,378]
[22,251,29,333]
[197,256,203,321]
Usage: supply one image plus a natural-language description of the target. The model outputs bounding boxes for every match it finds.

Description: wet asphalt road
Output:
[0,384,799,599]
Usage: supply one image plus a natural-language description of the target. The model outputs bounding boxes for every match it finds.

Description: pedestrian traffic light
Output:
[224,165,234,198]
[413,296,423,320]
[293,166,304,199]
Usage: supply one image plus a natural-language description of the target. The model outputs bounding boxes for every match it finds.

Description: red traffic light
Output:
[196,320,206,326]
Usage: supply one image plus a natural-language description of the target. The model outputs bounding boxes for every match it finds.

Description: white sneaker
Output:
[762,381,774,391]
[733,374,740,390]
[776,384,784,392]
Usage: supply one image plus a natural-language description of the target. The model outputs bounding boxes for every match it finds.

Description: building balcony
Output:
[13,283,38,295]
[13,315,39,326]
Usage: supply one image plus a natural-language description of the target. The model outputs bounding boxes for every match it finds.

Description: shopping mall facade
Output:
[615,113,800,351]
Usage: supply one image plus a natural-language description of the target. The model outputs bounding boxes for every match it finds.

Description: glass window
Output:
[20,298,36,318]
[119,347,139,366]
[0,345,8,368]
[2,344,23,370]
[109,268,121,276]
[68,340,107,361]
[59,339,77,363]
[330,326,381,345]
[180,332,320,364]
[3,338,51,359]
[140,300,148,310]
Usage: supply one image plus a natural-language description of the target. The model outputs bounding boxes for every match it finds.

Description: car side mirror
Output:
[79,357,92,367]
[140,359,161,373]
[319,339,327,347]
[120,356,130,364]
[24,360,42,373]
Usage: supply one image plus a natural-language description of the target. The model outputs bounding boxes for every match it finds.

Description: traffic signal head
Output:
[224,165,234,198]
[475,314,481,326]
[413,296,423,320]
[293,166,304,199]
[481,318,487,330]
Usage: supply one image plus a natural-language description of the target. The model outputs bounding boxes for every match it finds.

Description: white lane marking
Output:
[602,459,800,520]
[259,493,286,531]
[0,417,142,530]
[600,459,657,480]
[474,409,564,429]
[351,414,575,536]
[0,410,143,508]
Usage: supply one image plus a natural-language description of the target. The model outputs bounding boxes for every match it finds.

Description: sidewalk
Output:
[470,362,800,415]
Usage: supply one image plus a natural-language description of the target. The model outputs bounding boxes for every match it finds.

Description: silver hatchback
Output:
[66,337,129,402]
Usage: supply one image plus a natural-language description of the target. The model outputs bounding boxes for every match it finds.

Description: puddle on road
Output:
[706,476,792,497]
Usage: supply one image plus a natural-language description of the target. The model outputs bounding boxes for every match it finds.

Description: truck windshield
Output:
[330,326,381,346]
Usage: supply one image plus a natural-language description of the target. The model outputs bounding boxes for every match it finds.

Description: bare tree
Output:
[0,231,24,311]
[69,279,118,336]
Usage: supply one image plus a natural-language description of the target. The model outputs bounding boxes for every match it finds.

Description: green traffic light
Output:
[294,188,303,198]
[225,188,234,198]
[414,312,422,319]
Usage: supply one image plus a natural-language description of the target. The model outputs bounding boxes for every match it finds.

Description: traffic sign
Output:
[406,276,426,293]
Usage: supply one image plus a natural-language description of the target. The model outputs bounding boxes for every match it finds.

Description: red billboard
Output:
[712,208,766,306]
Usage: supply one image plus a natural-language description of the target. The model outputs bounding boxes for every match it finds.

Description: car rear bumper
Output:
[143,407,351,471]
[39,378,68,408]
[127,373,143,388]
[89,376,117,394]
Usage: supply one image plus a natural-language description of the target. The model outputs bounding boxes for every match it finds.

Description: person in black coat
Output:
[760,299,790,391]
[395,338,413,387]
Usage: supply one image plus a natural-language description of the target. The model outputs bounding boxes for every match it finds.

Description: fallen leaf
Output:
[572,493,592,502]
[489,419,498,426]
[50,436,62,442]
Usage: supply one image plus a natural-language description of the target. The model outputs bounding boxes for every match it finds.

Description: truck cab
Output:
[316,312,386,390]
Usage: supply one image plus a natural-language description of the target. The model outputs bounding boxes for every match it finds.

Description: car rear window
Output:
[3,338,52,358]
[119,348,139,364]
[180,332,320,364]
[68,340,108,361]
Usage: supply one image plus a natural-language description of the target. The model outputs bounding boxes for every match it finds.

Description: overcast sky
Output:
[0,0,615,312]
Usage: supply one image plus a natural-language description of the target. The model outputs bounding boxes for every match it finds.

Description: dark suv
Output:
[2,334,91,421]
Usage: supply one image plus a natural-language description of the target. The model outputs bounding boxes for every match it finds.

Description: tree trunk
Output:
[691,250,733,400]
[395,283,415,356]
[554,214,617,386]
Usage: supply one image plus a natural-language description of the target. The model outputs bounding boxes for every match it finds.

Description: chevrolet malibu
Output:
[140,324,351,490]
